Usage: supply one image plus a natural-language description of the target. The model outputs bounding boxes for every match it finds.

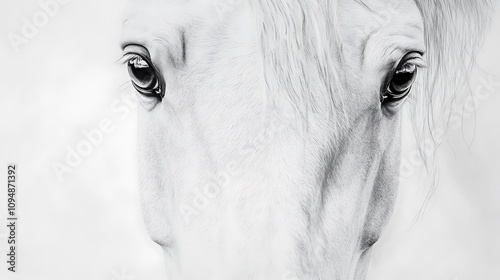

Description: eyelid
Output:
[120,44,153,65]
[403,57,428,69]
[397,53,428,69]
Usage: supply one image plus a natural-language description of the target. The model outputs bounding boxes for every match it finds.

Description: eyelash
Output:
[119,53,144,66]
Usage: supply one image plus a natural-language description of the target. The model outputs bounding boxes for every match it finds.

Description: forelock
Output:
[406,0,497,214]
[409,0,497,169]
[250,0,347,129]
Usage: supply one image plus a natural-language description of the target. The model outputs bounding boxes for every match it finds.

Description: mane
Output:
[250,0,347,133]
[409,0,497,214]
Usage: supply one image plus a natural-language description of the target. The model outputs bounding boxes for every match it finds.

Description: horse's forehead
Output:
[121,0,217,48]
[124,0,422,28]
[336,0,424,46]
[121,0,420,19]
[122,0,213,19]
[121,0,424,73]
[122,0,423,36]
[337,0,422,27]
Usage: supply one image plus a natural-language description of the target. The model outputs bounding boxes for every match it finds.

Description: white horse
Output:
[120,0,496,279]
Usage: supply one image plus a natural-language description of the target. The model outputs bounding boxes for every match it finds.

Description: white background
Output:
[0,1,499,279]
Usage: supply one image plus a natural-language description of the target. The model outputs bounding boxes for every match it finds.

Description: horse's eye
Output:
[382,55,425,104]
[127,55,162,98]
[389,62,417,93]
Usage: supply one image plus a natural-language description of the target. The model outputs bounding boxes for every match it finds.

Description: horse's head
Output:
[120,0,495,278]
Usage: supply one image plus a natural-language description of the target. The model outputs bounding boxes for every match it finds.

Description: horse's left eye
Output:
[382,54,425,104]
[389,62,417,94]
[127,55,162,98]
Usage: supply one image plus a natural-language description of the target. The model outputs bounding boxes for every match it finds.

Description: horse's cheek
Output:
[360,126,401,250]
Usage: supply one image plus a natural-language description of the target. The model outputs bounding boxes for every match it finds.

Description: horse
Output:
[120,0,497,279]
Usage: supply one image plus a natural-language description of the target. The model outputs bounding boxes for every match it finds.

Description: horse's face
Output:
[121,0,425,278]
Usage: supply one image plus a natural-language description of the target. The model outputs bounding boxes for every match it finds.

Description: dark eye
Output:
[382,55,423,104]
[127,55,162,98]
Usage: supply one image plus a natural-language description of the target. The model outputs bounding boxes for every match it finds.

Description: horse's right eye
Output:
[126,55,162,98]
